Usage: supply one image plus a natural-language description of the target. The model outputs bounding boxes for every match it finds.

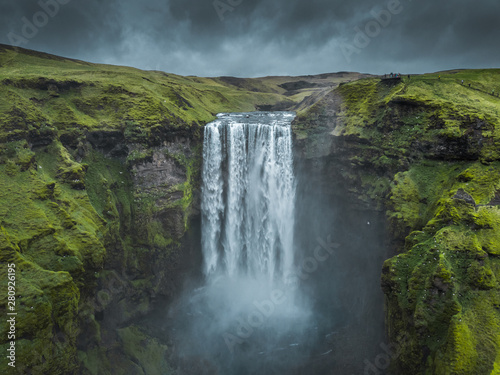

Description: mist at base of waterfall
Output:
[150,206,387,375]
[165,274,317,375]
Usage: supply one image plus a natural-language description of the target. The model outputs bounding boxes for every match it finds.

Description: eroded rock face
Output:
[71,132,203,374]
[132,138,193,187]
[133,151,186,188]
[129,137,199,243]
[0,123,202,374]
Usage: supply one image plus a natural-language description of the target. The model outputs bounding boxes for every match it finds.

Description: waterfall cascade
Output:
[167,112,316,375]
[201,111,296,282]
[165,111,386,375]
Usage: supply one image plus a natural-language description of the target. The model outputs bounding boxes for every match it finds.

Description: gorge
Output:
[1,44,500,374]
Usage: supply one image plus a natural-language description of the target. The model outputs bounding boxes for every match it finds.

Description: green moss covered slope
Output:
[294,70,500,374]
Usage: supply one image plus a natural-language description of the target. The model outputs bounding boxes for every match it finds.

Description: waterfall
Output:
[167,112,315,374]
[201,112,296,282]
[168,111,384,375]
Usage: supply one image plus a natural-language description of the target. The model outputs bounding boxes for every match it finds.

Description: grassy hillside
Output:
[0,44,280,142]
[0,44,371,145]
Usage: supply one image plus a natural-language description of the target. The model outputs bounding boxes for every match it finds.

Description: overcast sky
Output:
[1,0,499,77]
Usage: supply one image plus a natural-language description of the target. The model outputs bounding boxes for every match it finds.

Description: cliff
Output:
[293,71,500,374]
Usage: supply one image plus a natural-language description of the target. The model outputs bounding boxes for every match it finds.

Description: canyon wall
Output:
[293,73,500,374]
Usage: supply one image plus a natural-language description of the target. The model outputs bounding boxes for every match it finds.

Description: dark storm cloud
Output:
[0,0,498,76]
[1,0,124,59]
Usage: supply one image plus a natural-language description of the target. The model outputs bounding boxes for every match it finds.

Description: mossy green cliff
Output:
[293,70,500,374]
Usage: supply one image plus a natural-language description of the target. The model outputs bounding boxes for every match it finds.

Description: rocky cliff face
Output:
[0,118,204,374]
[293,71,500,374]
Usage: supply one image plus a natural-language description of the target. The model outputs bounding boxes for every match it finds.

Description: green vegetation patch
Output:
[383,160,500,374]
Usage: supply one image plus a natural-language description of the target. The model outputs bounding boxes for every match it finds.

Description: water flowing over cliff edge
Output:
[162,112,321,374]
[202,112,296,280]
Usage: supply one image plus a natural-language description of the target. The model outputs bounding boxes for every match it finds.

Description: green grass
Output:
[297,70,500,159]
[0,44,290,143]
